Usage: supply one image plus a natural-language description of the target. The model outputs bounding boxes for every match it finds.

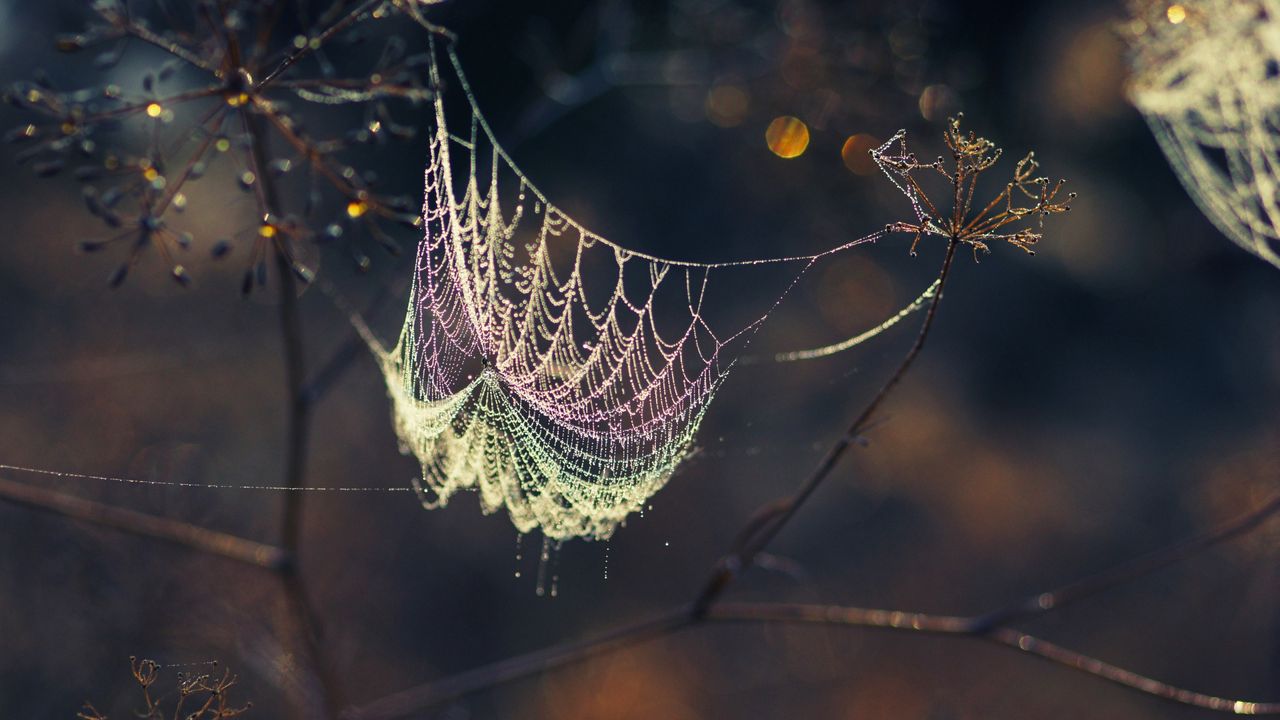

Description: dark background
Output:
[1,1,1278,718]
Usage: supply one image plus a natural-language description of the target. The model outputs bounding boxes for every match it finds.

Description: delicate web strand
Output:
[0,463,412,492]
[443,44,881,270]
[746,277,941,364]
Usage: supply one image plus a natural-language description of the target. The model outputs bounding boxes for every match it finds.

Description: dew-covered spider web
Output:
[1127,0,1280,269]
[350,39,934,541]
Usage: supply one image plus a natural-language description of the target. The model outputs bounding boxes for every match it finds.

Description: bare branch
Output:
[345,489,1280,718]
[710,603,1280,716]
[243,103,345,719]
[0,475,288,570]
[342,609,696,720]
[968,492,1280,632]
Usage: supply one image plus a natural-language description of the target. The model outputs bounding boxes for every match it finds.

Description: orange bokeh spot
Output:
[765,116,810,158]
[841,134,880,175]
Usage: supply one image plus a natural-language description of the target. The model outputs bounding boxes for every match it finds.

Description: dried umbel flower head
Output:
[5,1,449,290]
[876,115,1075,260]
[77,657,252,720]
[1126,0,1280,268]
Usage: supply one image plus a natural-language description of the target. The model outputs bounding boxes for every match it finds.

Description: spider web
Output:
[1128,0,1280,269]
[363,39,923,541]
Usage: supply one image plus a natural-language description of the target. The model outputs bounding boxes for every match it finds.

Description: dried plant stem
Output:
[345,487,1280,719]
[304,337,369,406]
[273,253,346,719]
[256,0,382,87]
[694,238,960,616]
[968,492,1280,632]
[342,609,698,719]
[708,603,1280,715]
[276,260,309,550]
[303,275,404,405]
[241,106,346,719]
[0,474,288,569]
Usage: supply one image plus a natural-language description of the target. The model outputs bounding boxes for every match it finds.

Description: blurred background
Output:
[1,0,1278,718]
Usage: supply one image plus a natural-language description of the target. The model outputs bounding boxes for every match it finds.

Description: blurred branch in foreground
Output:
[347,488,1280,719]
[0,474,288,570]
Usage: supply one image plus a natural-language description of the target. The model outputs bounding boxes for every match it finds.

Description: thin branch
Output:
[695,116,1071,623]
[302,272,402,405]
[0,475,289,570]
[342,609,696,720]
[123,22,217,72]
[967,492,1280,632]
[302,336,367,406]
[344,490,1280,719]
[692,237,960,616]
[243,106,345,719]
[709,603,1280,715]
[255,0,382,88]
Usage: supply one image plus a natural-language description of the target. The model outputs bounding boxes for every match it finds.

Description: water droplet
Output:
[550,541,562,597]
[535,536,551,597]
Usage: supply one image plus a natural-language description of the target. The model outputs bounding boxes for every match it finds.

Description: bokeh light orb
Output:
[765,116,810,158]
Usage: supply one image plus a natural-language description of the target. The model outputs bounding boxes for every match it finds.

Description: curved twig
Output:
[343,609,696,720]
[240,93,346,716]
[343,488,1280,719]
[0,474,289,570]
[693,238,960,617]
[710,602,1280,715]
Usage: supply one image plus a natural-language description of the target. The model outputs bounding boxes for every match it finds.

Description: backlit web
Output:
[362,39,925,541]
[1127,0,1280,268]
